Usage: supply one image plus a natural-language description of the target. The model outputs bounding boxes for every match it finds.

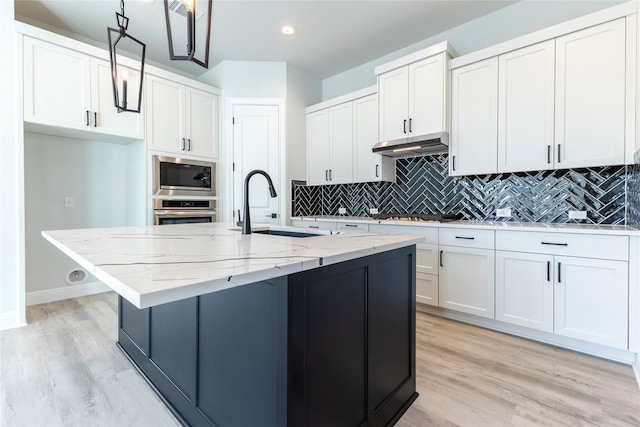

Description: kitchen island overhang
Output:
[43,223,424,427]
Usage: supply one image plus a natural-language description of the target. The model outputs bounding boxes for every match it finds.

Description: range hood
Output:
[372,131,449,158]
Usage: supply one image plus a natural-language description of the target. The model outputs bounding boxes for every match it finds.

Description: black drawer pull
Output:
[547,261,551,282]
[558,262,562,283]
[455,236,475,240]
[541,242,568,246]
[439,250,443,267]
[344,224,357,228]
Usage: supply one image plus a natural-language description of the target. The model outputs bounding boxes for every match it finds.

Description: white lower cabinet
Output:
[496,251,554,332]
[438,227,495,318]
[416,243,438,306]
[496,231,629,349]
[336,222,369,232]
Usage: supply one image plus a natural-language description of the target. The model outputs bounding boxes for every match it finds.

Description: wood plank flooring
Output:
[1,292,639,426]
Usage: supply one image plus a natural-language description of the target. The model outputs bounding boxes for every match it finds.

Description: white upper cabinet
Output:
[146,74,218,159]
[352,94,395,183]
[450,57,499,176]
[328,102,354,184]
[377,45,451,143]
[555,19,626,169]
[24,37,144,139]
[306,109,331,185]
[497,40,555,173]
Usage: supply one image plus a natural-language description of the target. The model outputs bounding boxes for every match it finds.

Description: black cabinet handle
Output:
[409,118,412,133]
[439,250,443,267]
[557,262,562,283]
[541,242,568,246]
[403,119,407,134]
[325,170,329,181]
[94,112,97,127]
[375,164,379,177]
[455,236,475,240]
[85,110,90,126]
[329,170,332,181]
[557,144,561,163]
[547,261,551,282]
[309,225,319,229]
[344,224,357,228]
[452,156,456,171]
[181,138,186,150]
[547,145,551,164]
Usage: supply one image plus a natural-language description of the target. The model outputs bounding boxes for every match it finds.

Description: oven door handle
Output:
[154,210,218,217]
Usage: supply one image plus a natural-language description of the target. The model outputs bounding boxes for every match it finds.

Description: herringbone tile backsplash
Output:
[292,154,634,225]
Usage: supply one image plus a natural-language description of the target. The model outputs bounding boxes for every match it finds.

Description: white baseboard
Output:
[26,281,111,306]
[0,310,27,331]
[633,356,640,391]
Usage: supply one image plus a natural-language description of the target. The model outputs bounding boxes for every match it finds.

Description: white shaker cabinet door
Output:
[91,58,144,139]
[306,109,331,185]
[409,53,446,137]
[555,19,626,169]
[417,243,439,306]
[24,37,91,130]
[378,66,409,142]
[497,40,555,173]
[450,57,499,176]
[328,102,353,184]
[146,75,185,154]
[496,251,554,333]
[439,245,495,318]
[185,87,218,159]
[554,256,628,349]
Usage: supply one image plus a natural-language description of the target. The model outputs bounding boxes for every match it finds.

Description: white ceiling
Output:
[15,0,520,79]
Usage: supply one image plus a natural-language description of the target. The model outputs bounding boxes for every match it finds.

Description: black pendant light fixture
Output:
[107,0,146,113]
[163,0,212,68]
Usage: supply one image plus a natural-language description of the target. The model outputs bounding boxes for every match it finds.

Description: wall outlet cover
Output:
[568,210,587,219]
[369,208,379,214]
[64,196,75,208]
[496,208,511,218]
[338,207,347,215]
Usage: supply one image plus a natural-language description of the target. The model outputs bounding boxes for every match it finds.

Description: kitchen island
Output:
[43,223,424,427]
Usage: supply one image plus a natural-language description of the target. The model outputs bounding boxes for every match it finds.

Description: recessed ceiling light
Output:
[281,24,296,35]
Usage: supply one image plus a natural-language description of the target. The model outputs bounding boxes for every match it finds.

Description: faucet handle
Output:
[236,209,243,227]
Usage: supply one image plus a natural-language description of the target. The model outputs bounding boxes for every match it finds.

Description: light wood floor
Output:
[1,292,639,427]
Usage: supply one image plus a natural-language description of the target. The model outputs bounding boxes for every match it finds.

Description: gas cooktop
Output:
[372,213,459,222]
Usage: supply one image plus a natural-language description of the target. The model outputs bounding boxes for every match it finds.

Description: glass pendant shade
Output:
[107,2,146,113]
[163,0,212,68]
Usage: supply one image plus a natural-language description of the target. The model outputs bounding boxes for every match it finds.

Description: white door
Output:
[233,104,280,227]
[496,250,554,332]
[439,245,495,318]
[555,19,625,169]
[186,87,218,159]
[328,102,353,184]
[450,57,499,176]
[409,53,446,137]
[23,37,91,130]
[91,58,144,139]
[378,66,409,142]
[497,40,555,173]
[554,256,628,349]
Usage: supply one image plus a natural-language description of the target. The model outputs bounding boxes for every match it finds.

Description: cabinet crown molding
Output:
[375,40,457,76]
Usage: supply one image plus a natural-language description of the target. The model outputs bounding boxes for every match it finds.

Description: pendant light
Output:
[107,0,146,113]
[163,0,212,68]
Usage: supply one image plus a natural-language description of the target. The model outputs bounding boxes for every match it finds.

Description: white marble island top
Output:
[42,223,424,309]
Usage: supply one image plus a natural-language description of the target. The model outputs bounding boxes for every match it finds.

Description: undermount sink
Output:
[233,226,333,238]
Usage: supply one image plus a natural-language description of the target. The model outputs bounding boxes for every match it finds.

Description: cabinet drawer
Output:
[417,272,438,306]
[291,220,337,231]
[496,230,628,261]
[417,243,438,274]
[439,227,494,249]
[337,222,369,232]
[369,224,438,243]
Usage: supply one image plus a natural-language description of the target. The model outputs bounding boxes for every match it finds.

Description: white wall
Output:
[0,0,25,330]
[23,133,132,296]
[200,60,287,97]
[322,0,627,99]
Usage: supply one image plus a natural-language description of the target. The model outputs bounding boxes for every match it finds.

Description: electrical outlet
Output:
[64,196,75,208]
[496,208,511,218]
[338,207,346,215]
[369,208,379,215]
[568,210,587,219]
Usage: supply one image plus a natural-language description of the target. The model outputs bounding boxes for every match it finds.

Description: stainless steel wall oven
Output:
[153,155,216,197]
[154,199,217,225]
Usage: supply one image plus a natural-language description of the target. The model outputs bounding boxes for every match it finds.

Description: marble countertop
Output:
[293,216,640,236]
[42,223,424,309]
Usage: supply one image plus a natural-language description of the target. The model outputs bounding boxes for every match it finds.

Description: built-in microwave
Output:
[152,155,216,197]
